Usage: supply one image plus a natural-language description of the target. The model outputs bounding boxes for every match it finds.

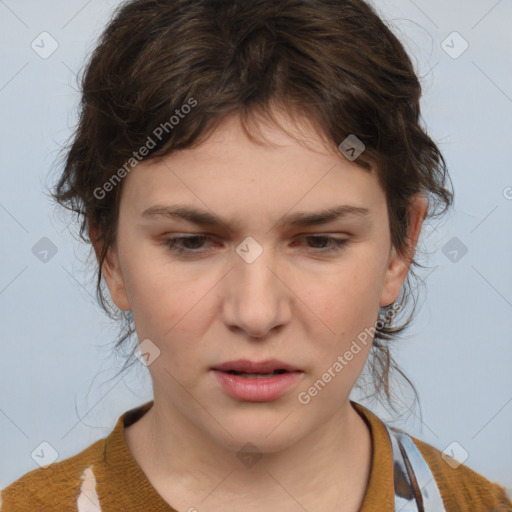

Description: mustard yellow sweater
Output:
[1,401,511,511]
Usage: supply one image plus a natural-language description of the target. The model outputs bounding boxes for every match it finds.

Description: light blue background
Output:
[1,0,511,495]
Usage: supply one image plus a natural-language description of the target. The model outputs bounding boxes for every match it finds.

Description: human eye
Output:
[161,234,348,257]
[299,234,349,253]
[162,235,215,256]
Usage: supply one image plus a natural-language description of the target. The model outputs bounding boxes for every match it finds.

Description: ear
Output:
[88,218,131,311]
[379,194,428,307]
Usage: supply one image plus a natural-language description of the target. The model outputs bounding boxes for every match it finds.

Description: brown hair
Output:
[53,0,453,414]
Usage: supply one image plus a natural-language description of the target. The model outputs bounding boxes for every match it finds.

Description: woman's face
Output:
[101,110,425,453]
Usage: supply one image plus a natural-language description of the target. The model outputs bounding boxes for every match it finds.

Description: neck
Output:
[125,395,372,511]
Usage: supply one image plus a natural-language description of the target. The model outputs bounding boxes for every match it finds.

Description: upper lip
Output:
[211,359,302,373]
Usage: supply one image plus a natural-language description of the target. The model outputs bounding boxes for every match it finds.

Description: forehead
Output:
[119,111,385,222]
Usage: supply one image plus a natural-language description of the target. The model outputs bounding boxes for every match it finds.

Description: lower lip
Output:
[211,370,303,402]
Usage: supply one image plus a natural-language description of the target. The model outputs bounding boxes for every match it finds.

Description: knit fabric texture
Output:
[2,400,511,511]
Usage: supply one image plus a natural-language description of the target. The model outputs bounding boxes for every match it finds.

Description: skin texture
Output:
[91,109,427,511]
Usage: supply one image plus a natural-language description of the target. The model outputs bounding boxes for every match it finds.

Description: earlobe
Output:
[102,247,131,311]
[379,194,428,307]
[379,246,407,307]
[88,218,131,311]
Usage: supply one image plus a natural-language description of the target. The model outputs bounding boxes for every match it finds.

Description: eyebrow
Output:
[141,204,371,230]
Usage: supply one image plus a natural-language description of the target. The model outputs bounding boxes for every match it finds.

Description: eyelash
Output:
[161,235,349,256]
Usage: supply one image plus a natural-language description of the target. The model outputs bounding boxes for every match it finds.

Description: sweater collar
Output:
[102,400,394,511]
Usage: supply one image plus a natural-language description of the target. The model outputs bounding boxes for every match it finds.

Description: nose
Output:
[221,239,292,339]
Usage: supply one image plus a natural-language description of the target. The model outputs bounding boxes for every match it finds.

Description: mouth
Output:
[210,361,304,402]
[211,359,302,376]
[221,369,292,378]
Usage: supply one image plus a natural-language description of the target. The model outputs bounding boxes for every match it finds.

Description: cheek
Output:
[299,254,386,384]
[120,248,220,344]
[128,273,194,337]
[309,256,385,331]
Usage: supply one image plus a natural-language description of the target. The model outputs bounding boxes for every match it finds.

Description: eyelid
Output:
[161,233,350,256]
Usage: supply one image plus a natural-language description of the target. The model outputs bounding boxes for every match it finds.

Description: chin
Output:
[204,414,304,455]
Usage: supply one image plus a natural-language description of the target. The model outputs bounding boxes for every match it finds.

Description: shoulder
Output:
[0,436,105,512]
[410,435,512,512]
[353,401,511,511]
